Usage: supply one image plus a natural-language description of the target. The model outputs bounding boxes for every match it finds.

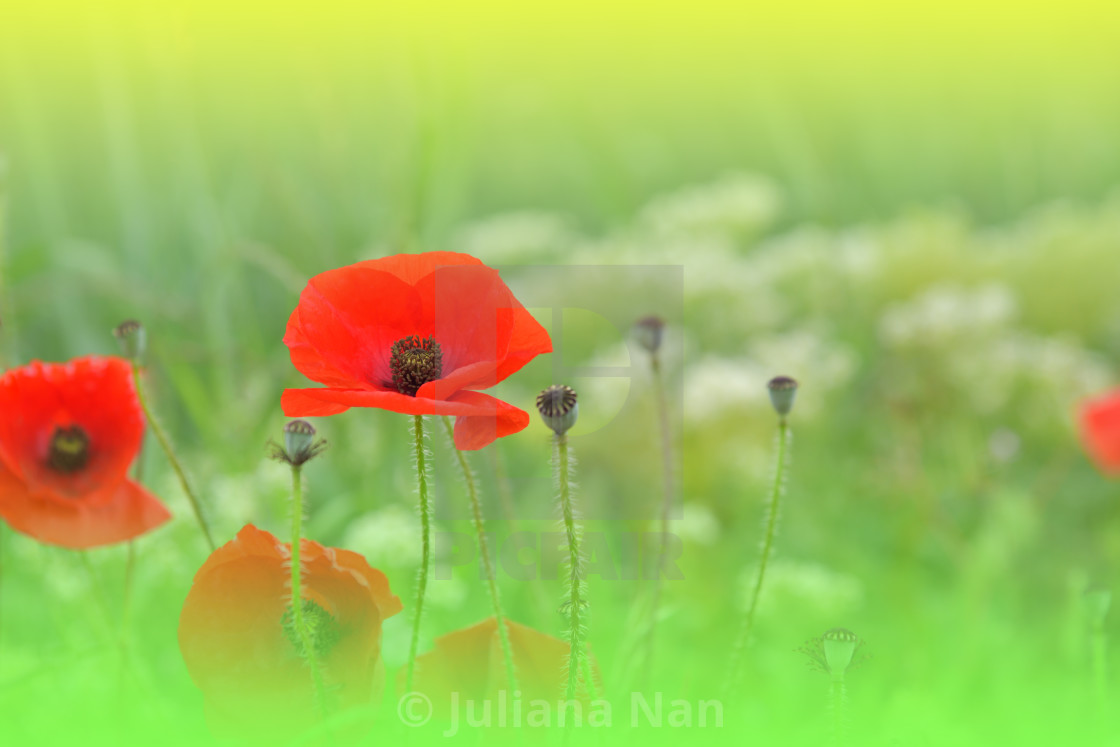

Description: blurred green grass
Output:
[2,4,1120,746]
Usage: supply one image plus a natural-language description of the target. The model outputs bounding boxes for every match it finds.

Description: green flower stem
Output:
[129,362,215,552]
[642,353,674,681]
[289,464,329,718]
[404,414,432,694]
[580,654,601,701]
[441,416,519,695]
[830,675,847,746]
[555,432,586,701]
[725,420,791,696]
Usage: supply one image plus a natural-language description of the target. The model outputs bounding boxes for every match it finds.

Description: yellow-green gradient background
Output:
[2,2,1120,746]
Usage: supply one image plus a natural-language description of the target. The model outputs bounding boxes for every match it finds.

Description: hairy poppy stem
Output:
[830,674,847,746]
[289,464,329,719]
[641,352,675,683]
[555,432,587,702]
[724,420,792,696]
[129,363,215,552]
[440,416,519,696]
[404,414,432,695]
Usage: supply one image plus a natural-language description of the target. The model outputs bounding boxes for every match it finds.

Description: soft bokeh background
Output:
[1,1,1119,744]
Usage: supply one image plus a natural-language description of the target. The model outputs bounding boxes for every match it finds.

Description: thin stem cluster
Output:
[555,432,588,701]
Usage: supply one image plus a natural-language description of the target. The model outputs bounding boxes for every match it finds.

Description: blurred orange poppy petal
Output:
[179,524,402,740]
[1080,388,1120,474]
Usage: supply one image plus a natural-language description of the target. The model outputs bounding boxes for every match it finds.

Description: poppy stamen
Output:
[281,598,341,660]
[390,335,443,396]
[47,425,91,474]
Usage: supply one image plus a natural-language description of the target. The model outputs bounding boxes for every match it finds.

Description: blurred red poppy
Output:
[1080,387,1120,475]
[402,617,600,721]
[0,356,170,548]
[281,252,551,450]
[178,524,403,739]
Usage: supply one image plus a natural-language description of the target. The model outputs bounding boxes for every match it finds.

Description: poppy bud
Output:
[273,420,326,467]
[113,319,146,362]
[537,385,578,436]
[767,375,798,418]
[632,315,666,354]
[822,627,860,676]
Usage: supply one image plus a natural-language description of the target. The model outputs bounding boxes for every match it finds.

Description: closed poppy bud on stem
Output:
[632,315,665,355]
[537,385,578,436]
[767,375,798,419]
[271,421,326,468]
[822,627,860,677]
[113,320,146,363]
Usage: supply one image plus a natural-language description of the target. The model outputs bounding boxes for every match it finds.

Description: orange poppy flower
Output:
[1080,387,1120,474]
[178,524,403,739]
[0,356,170,548]
[403,617,600,721]
[281,252,552,450]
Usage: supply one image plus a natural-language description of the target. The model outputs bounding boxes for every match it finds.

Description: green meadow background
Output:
[1,1,1119,744]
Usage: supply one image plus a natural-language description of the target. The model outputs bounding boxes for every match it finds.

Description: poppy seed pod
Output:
[113,319,146,362]
[822,627,860,675]
[632,315,666,354]
[274,420,326,468]
[767,376,799,418]
[537,385,578,436]
[283,420,315,462]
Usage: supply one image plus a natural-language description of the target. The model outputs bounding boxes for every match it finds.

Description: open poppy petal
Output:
[363,250,485,286]
[283,387,531,449]
[1080,388,1120,474]
[0,357,143,497]
[493,306,554,384]
[294,267,426,386]
[0,356,169,548]
[420,264,518,371]
[282,308,364,388]
[0,472,170,549]
[282,252,550,450]
[445,390,532,451]
[283,386,492,418]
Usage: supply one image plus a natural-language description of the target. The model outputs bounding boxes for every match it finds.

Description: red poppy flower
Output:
[0,356,170,548]
[178,524,403,739]
[1080,387,1120,475]
[402,617,600,721]
[281,252,552,450]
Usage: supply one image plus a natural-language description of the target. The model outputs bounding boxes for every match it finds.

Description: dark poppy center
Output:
[281,598,341,659]
[47,425,91,474]
[389,335,442,396]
